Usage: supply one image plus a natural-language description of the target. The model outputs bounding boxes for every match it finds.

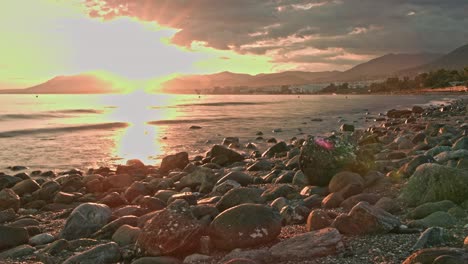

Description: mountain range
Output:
[1,43,467,94]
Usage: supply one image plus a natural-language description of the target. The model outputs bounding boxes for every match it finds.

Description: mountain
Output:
[161,70,340,93]
[0,73,127,94]
[334,53,442,81]
[401,43,468,74]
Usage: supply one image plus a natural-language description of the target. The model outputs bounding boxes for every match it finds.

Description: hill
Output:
[402,43,468,75]
[0,74,127,94]
[334,53,441,81]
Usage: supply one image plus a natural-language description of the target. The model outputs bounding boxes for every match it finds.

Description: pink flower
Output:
[314,137,334,150]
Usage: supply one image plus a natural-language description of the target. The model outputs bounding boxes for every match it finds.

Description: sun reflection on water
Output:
[100,91,182,165]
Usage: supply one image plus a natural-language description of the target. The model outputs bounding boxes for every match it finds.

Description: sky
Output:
[1,0,467,89]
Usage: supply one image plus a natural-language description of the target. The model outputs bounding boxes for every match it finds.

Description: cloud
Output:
[85,0,468,71]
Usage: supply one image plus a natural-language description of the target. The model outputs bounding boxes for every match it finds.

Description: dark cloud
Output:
[85,0,468,70]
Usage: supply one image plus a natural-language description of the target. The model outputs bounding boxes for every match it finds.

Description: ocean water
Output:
[0,92,462,171]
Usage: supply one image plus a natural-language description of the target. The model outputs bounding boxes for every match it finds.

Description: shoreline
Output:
[0,98,467,263]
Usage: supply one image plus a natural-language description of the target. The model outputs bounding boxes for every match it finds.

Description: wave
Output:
[0,122,128,138]
[0,109,103,121]
[147,117,241,125]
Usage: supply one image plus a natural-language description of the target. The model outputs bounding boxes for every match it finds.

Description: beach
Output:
[0,96,467,264]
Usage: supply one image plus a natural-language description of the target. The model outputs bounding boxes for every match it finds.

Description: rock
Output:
[269,228,343,260]
[217,171,253,186]
[0,226,29,250]
[408,200,457,220]
[216,187,265,212]
[206,145,244,165]
[0,175,21,189]
[292,171,307,186]
[138,196,166,211]
[453,137,468,150]
[247,160,274,171]
[412,227,451,250]
[112,225,141,246]
[160,152,189,173]
[262,141,288,158]
[0,188,20,212]
[34,180,60,201]
[307,210,332,231]
[434,150,468,163]
[402,248,468,264]
[189,125,202,129]
[0,244,35,260]
[210,204,281,250]
[11,179,40,196]
[408,211,457,228]
[8,218,40,228]
[279,205,308,225]
[399,164,468,206]
[300,136,365,186]
[340,124,355,132]
[387,109,412,118]
[99,192,127,208]
[92,215,139,239]
[60,203,112,240]
[397,155,435,178]
[375,197,401,214]
[332,202,400,235]
[137,201,203,256]
[221,248,271,263]
[212,180,241,195]
[328,171,364,193]
[0,208,17,224]
[124,182,149,203]
[29,233,55,246]
[183,253,212,263]
[62,242,121,264]
[131,256,182,264]
[53,191,76,204]
[412,106,424,114]
[178,167,216,193]
[106,174,134,189]
[322,192,344,209]
[340,193,380,210]
[261,184,299,201]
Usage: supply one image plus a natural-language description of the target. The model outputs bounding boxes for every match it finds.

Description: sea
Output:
[0,92,463,172]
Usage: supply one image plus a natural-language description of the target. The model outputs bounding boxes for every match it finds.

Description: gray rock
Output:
[247,160,274,171]
[269,228,343,260]
[402,247,468,264]
[60,203,112,240]
[160,152,189,173]
[332,202,400,235]
[0,188,20,212]
[0,226,29,250]
[112,225,141,246]
[328,171,364,193]
[178,167,216,193]
[216,187,265,212]
[29,233,55,246]
[137,201,203,256]
[412,227,451,250]
[408,211,457,228]
[399,164,468,206]
[210,204,281,250]
[452,137,468,150]
[221,248,271,263]
[262,141,288,158]
[0,244,35,260]
[11,179,40,196]
[62,242,121,264]
[131,257,182,264]
[434,150,468,163]
[217,171,253,186]
[92,215,139,239]
[407,200,457,220]
[0,208,17,224]
[206,145,244,165]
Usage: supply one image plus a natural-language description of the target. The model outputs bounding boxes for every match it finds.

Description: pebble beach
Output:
[0,97,467,264]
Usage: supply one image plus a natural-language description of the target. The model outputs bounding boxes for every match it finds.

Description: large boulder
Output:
[332,202,400,235]
[11,179,40,196]
[160,152,189,173]
[300,136,369,186]
[60,203,112,240]
[269,228,343,260]
[0,188,20,212]
[136,200,204,256]
[399,164,468,206]
[210,204,281,250]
